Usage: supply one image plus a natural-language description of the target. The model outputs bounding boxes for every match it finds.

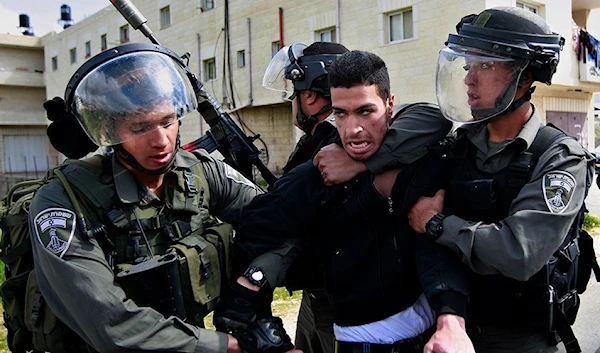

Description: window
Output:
[237,50,245,68]
[120,25,130,44]
[388,8,413,42]
[51,56,58,71]
[316,28,336,43]
[160,6,171,29]
[85,41,91,58]
[517,1,539,14]
[199,0,215,12]
[70,48,77,64]
[271,41,281,57]
[204,58,217,81]
[101,34,107,50]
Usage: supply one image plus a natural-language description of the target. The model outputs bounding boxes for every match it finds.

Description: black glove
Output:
[213,282,263,332]
[44,97,98,159]
[232,316,295,353]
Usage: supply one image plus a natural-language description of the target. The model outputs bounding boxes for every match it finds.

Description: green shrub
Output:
[584,213,600,231]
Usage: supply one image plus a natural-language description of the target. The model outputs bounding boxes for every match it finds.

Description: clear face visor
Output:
[71,51,198,146]
[262,42,307,99]
[436,46,528,123]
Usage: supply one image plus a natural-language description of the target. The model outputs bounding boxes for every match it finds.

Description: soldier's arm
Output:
[314,103,453,185]
[195,149,263,226]
[29,181,231,353]
[437,139,593,281]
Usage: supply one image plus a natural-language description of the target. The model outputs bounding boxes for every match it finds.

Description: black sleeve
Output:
[416,236,470,318]
[233,162,325,288]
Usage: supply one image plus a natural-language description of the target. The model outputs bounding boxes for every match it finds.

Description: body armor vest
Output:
[444,129,559,330]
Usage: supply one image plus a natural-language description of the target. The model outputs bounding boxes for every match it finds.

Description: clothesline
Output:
[574,27,600,69]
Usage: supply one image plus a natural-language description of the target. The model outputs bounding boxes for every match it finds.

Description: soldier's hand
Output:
[231,316,297,353]
[314,144,367,185]
[408,189,445,234]
[424,314,474,353]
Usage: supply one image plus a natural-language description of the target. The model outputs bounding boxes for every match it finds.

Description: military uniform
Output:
[29,149,261,353]
[283,117,339,353]
[438,109,594,352]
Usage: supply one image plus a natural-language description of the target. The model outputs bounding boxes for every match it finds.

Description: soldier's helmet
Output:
[436,6,564,123]
[65,43,198,146]
[262,42,349,100]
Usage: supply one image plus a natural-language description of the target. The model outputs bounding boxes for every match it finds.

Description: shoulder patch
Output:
[33,207,76,258]
[542,171,576,214]
[223,163,258,189]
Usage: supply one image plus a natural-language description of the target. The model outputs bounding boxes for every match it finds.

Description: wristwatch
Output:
[243,266,267,288]
[425,213,446,240]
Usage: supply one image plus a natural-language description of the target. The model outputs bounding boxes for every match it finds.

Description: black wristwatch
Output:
[243,267,267,288]
[425,213,446,240]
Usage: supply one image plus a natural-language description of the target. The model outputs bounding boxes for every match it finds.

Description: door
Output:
[545,111,588,149]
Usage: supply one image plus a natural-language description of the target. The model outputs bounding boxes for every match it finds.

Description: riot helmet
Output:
[262,42,349,133]
[436,6,564,123]
[65,43,198,174]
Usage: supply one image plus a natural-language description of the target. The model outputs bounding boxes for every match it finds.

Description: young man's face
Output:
[117,100,179,170]
[331,84,394,161]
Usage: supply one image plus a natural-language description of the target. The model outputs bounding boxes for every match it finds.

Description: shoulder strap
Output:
[527,124,569,161]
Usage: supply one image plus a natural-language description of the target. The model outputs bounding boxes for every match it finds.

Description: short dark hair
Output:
[328,50,390,100]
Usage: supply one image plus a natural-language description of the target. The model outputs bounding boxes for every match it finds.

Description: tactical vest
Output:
[10,151,233,353]
[443,125,578,332]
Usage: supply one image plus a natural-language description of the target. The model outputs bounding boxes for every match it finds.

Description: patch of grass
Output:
[584,213,600,231]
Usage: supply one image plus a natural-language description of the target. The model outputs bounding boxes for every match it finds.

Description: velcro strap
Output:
[0,239,31,264]
[0,214,29,227]
[30,290,44,326]
[553,302,581,353]
[106,208,129,228]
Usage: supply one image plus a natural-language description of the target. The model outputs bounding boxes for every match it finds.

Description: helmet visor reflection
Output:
[261,42,307,97]
[436,46,528,123]
[72,52,197,146]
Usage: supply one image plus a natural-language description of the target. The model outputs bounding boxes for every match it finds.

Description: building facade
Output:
[5,0,600,183]
[0,33,57,196]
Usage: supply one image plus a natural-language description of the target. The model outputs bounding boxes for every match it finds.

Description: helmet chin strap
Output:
[295,97,332,135]
[471,86,534,122]
[115,134,180,176]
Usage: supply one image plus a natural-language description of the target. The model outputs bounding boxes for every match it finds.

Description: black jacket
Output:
[282,121,338,174]
[235,150,469,326]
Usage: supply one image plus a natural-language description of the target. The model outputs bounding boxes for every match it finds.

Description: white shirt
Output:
[333,294,435,344]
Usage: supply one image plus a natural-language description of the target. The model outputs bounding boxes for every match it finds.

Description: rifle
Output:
[110,0,277,189]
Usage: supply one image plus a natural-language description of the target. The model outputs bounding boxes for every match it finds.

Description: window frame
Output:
[271,41,281,57]
[69,48,77,64]
[159,5,171,29]
[387,7,414,43]
[120,24,130,44]
[100,34,108,51]
[316,27,336,43]
[85,41,91,58]
[51,56,58,71]
[516,1,540,14]
[204,58,217,81]
[237,50,246,68]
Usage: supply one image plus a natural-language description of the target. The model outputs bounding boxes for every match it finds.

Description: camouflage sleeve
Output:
[29,181,228,353]
[366,103,453,174]
[195,149,263,226]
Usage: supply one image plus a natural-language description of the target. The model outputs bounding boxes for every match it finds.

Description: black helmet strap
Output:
[295,97,332,135]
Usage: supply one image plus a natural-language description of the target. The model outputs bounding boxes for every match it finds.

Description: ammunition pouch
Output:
[116,253,186,320]
[22,270,88,353]
[168,222,234,325]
